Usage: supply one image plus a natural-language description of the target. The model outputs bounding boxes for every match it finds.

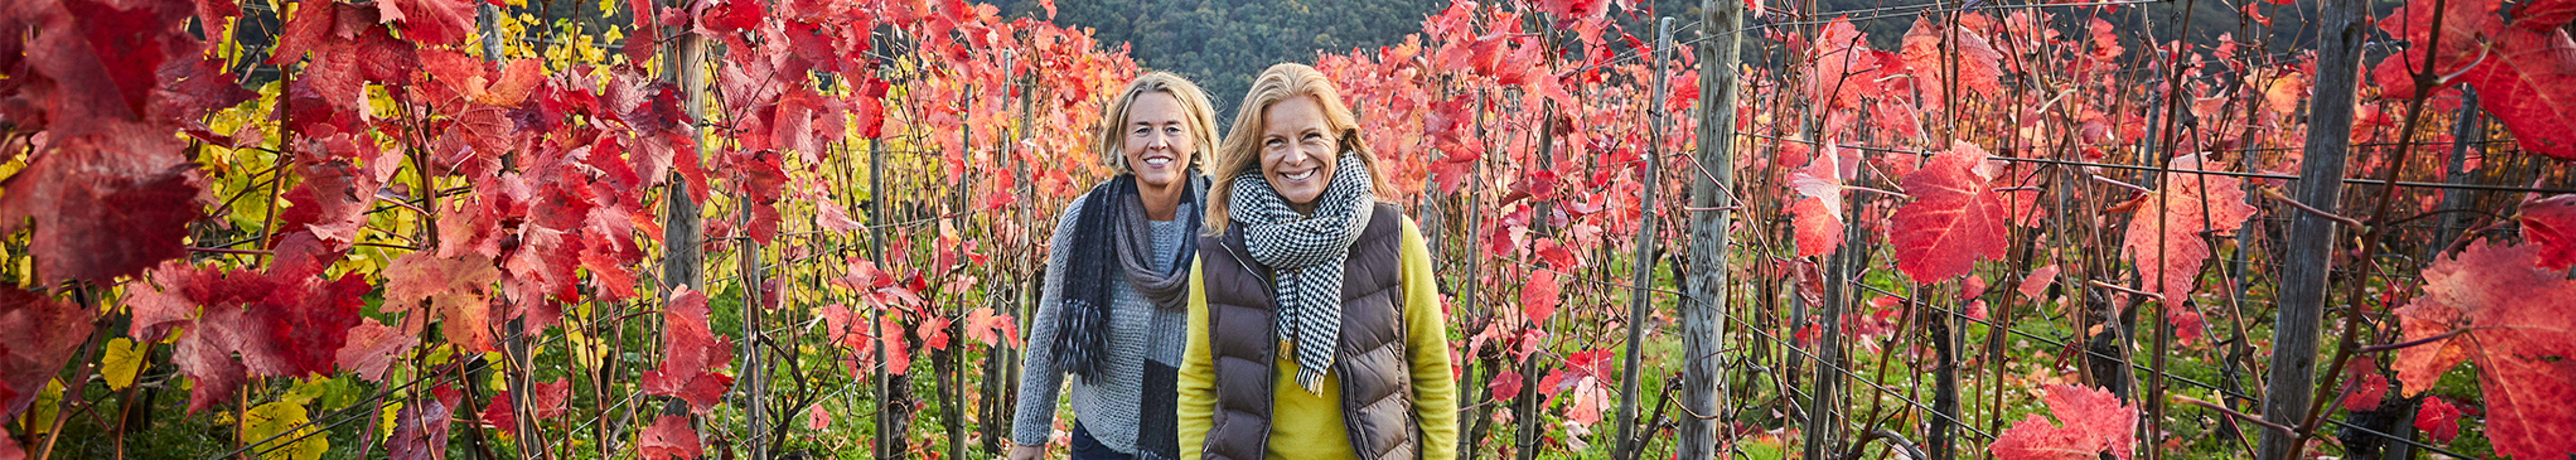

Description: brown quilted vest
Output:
[1197,202,1417,460]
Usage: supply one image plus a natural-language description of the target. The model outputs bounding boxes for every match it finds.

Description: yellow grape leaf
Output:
[101,337,147,390]
[568,330,603,370]
[21,379,62,435]
[426,344,456,366]
[378,401,405,442]
[243,400,328,460]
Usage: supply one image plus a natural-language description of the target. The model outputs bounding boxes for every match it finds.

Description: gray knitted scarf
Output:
[1227,152,1375,395]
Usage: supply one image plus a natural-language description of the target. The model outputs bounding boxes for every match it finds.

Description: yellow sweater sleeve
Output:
[1399,219,1461,460]
[1178,258,1215,460]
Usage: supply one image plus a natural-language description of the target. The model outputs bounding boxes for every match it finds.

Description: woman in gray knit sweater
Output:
[1011,72,1221,460]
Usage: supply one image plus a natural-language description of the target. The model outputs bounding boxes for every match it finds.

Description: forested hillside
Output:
[993,0,1449,115]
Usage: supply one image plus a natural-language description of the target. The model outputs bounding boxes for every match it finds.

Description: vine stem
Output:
[2259,188,2365,230]
[2355,328,2471,353]
[2176,394,2296,436]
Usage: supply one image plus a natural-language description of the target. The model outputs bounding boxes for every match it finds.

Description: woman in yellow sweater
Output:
[1177,62,1458,460]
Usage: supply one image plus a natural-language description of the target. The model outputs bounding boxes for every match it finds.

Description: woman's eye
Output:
[1265,138,1287,148]
[1133,127,1151,136]
[1165,126,1184,135]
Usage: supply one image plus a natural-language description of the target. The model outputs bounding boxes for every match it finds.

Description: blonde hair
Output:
[1206,63,1395,234]
[1094,72,1222,174]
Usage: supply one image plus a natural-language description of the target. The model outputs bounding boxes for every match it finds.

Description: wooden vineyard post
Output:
[1683,0,1745,456]
[2261,0,2366,456]
[477,4,540,456]
[1514,21,1566,460]
[1459,90,1493,460]
[1612,17,1675,460]
[869,134,892,460]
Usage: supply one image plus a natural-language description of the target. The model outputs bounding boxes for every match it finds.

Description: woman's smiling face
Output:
[1258,95,1337,214]
[1121,92,1194,189]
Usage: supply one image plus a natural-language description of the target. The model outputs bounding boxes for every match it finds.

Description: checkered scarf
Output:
[1227,152,1375,395]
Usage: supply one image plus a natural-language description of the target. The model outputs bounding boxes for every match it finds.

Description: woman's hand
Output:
[1008,443,1045,460]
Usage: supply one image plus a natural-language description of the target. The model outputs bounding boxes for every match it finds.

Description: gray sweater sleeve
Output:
[1011,193,1088,446]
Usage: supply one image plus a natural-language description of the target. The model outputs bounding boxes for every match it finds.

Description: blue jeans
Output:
[1070,422,1132,460]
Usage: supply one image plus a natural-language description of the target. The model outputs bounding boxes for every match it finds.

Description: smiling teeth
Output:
[1284,170,1315,180]
[1145,158,1172,165]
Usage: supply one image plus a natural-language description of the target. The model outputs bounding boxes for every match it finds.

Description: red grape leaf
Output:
[46,0,193,123]
[2417,397,2464,443]
[530,378,570,419]
[1989,384,2137,460]
[279,159,378,244]
[2017,264,2060,301]
[386,385,457,460]
[2522,0,2576,30]
[1806,19,1882,110]
[174,308,251,414]
[2341,355,2390,411]
[128,262,363,408]
[1789,195,1843,260]
[1538,0,1613,28]
[474,58,543,108]
[124,262,255,413]
[264,0,334,65]
[1522,269,1562,323]
[301,40,367,113]
[481,390,518,436]
[384,251,503,352]
[817,303,868,351]
[1488,370,1526,399]
[156,54,259,122]
[334,317,415,382]
[817,197,865,232]
[917,314,952,352]
[266,231,341,282]
[1790,145,1844,258]
[0,287,91,423]
[962,307,1003,347]
[1890,141,2010,283]
[1534,238,1581,271]
[0,126,200,286]
[2393,240,2576,459]
[2119,154,2257,345]
[1900,17,2006,105]
[241,271,370,377]
[2524,194,2576,270]
[880,316,912,375]
[2371,0,2507,99]
[639,414,702,460]
[379,0,478,46]
[806,404,833,430]
[643,285,735,415]
[2451,27,2576,160]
